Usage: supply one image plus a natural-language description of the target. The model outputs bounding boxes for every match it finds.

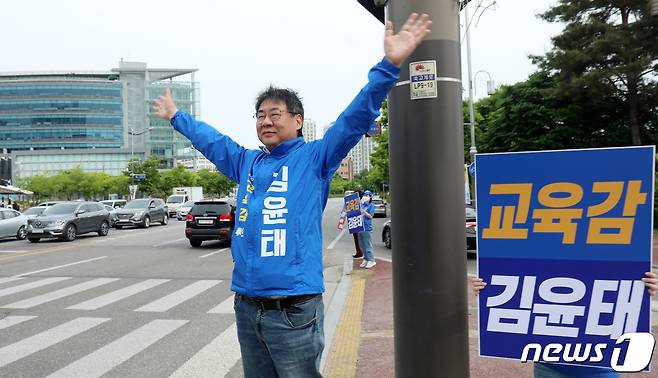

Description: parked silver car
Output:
[0,208,28,240]
[26,202,110,242]
[114,198,168,229]
[103,204,119,227]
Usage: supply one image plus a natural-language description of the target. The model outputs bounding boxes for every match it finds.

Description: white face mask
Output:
[361,196,370,204]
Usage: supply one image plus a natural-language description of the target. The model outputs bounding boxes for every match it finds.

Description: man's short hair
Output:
[256,86,305,137]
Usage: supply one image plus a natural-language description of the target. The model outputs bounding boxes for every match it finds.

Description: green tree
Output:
[126,156,162,197]
[353,170,376,192]
[21,175,52,202]
[196,169,236,197]
[330,174,349,195]
[160,165,197,194]
[534,0,658,145]
[475,70,639,153]
[368,100,389,192]
[109,175,131,198]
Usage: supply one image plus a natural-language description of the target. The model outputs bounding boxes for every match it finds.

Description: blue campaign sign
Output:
[344,193,365,234]
[475,146,654,370]
[367,122,380,136]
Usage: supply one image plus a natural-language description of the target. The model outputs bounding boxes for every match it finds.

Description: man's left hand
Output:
[384,13,432,67]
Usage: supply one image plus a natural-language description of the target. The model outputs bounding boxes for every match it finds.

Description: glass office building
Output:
[0,74,123,151]
[0,62,199,182]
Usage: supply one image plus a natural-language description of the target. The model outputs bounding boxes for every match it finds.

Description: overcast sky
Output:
[2,0,563,149]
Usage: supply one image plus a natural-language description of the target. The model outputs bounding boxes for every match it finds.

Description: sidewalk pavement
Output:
[323,258,658,378]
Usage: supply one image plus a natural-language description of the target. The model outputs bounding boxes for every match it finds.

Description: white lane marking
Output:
[169,323,240,378]
[199,248,229,259]
[0,317,110,368]
[14,256,107,277]
[47,319,188,378]
[207,294,234,314]
[377,257,392,263]
[0,250,25,254]
[135,280,222,312]
[0,277,71,299]
[0,277,24,285]
[327,228,346,250]
[4,278,119,309]
[67,279,170,310]
[0,315,38,330]
[95,226,178,242]
[152,238,187,248]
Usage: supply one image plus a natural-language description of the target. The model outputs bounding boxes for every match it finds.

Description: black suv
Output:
[185,200,235,247]
[114,198,168,229]
[26,202,110,242]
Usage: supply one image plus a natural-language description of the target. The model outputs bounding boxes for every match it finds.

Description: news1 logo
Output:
[521,332,656,372]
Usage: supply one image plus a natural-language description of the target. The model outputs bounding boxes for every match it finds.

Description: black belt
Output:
[238,293,320,310]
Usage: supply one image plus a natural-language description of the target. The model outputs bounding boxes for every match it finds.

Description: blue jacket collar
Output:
[260,137,305,157]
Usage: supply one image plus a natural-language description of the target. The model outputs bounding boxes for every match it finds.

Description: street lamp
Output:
[474,70,495,97]
[464,3,477,162]
[464,5,496,163]
[128,127,154,159]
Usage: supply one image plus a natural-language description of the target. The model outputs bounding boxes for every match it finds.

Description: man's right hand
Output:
[152,88,178,121]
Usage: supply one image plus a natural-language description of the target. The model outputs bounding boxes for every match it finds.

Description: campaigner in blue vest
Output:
[358,190,376,269]
[153,13,432,378]
[471,272,657,377]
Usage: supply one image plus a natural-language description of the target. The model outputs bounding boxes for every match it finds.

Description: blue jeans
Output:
[234,294,324,378]
[358,231,374,262]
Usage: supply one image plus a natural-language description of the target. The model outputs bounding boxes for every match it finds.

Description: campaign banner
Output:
[476,146,655,371]
[344,193,364,234]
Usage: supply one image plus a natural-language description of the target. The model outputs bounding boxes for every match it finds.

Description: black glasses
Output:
[254,110,298,123]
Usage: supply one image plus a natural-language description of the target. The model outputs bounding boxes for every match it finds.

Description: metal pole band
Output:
[396,77,462,87]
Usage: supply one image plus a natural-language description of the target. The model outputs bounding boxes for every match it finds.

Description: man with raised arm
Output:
[153,13,432,377]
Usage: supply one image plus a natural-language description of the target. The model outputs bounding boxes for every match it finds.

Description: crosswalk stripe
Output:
[135,280,222,312]
[0,277,71,299]
[3,278,119,309]
[0,315,38,330]
[66,279,170,310]
[0,277,24,286]
[207,294,234,314]
[0,317,110,368]
[46,319,188,378]
[169,323,240,378]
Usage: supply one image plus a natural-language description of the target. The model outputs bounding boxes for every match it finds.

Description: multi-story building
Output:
[302,119,317,142]
[347,135,375,175]
[323,122,376,177]
[337,157,354,181]
[176,148,217,172]
[0,61,199,183]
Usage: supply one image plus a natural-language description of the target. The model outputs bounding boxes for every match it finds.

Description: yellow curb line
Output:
[324,270,370,378]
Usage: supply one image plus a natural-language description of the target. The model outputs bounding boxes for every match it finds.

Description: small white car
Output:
[22,206,47,219]
[0,208,28,240]
[176,200,197,220]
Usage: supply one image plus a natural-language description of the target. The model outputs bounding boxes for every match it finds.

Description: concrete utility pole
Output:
[387,1,470,376]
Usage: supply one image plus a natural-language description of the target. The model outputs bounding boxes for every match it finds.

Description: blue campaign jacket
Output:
[171,58,399,297]
[361,202,374,232]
